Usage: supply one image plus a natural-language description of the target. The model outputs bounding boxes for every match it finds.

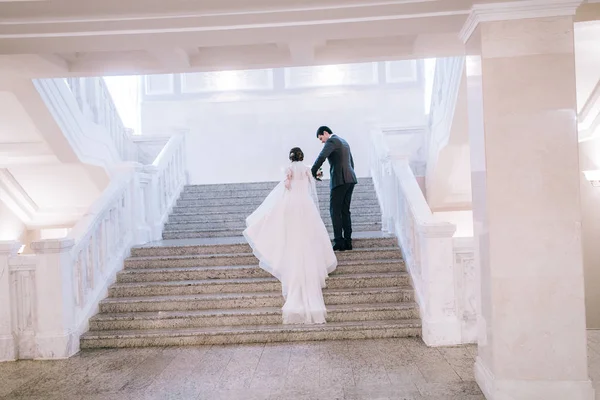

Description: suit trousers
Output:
[330,183,355,246]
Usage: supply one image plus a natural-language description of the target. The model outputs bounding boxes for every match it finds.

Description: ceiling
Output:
[1,0,588,77]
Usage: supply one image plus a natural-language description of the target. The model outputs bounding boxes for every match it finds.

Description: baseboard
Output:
[475,356,595,400]
[0,334,16,362]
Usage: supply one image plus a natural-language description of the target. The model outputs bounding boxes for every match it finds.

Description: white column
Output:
[461,4,594,399]
[0,241,19,362]
[30,239,78,360]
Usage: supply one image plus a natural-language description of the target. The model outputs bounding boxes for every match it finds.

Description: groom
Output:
[311,126,358,251]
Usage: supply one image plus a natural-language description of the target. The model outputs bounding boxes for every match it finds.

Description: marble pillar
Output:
[463,13,594,400]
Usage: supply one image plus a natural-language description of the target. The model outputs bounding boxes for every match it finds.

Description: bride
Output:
[243,147,337,324]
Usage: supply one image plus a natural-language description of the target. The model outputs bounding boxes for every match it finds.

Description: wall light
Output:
[583,170,600,187]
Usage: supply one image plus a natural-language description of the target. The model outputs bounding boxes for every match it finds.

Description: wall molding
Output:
[460,0,583,43]
[579,79,600,142]
[0,169,38,223]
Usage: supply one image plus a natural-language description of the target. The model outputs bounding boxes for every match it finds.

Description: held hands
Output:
[315,167,324,181]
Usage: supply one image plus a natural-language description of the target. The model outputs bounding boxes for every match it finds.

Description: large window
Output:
[284,63,378,89]
[144,74,174,95]
[181,69,273,93]
[385,60,418,83]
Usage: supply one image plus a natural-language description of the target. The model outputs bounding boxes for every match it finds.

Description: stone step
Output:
[89,302,419,331]
[171,203,381,215]
[163,224,380,239]
[167,210,381,224]
[131,236,396,257]
[117,259,405,283]
[183,179,373,193]
[99,286,415,313]
[176,196,380,207]
[109,272,409,298]
[179,188,377,200]
[80,319,421,348]
[124,247,402,269]
[162,220,382,233]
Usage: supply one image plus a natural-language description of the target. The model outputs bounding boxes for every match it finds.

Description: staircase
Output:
[80,178,420,348]
[163,179,382,239]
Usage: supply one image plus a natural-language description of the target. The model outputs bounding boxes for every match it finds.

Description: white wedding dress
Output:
[243,162,337,324]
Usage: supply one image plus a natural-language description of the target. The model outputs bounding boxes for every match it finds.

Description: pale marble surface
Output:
[4,332,600,400]
[467,15,592,400]
[0,337,483,400]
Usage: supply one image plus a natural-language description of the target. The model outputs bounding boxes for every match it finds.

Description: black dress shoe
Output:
[332,243,346,251]
[345,241,353,251]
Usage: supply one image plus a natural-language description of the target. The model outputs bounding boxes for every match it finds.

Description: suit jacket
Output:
[311,134,358,189]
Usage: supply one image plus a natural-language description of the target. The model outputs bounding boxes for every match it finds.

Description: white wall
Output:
[0,200,25,241]
[575,21,600,329]
[140,62,427,184]
[579,137,600,329]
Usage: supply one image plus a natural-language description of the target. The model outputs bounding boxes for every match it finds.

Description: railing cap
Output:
[417,222,457,238]
[0,241,22,255]
[31,239,75,254]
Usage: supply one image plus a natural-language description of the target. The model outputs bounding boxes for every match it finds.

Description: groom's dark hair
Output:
[316,126,332,138]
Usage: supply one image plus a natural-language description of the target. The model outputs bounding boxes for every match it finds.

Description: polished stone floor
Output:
[2,331,600,400]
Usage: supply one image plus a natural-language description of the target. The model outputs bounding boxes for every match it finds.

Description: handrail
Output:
[369,127,477,346]
[2,133,188,360]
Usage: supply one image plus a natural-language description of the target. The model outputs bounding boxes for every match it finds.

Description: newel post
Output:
[142,165,162,241]
[0,241,20,362]
[417,222,461,346]
[30,239,78,359]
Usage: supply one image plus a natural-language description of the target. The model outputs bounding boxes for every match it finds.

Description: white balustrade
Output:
[0,134,187,361]
[370,128,476,346]
[64,77,138,162]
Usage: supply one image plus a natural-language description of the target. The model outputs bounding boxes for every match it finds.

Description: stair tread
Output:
[165,221,381,226]
[82,319,422,338]
[170,210,381,217]
[100,285,414,304]
[134,233,393,249]
[165,219,381,228]
[91,302,420,321]
[111,272,408,288]
[119,259,405,274]
[127,247,401,261]
[171,207,381,213]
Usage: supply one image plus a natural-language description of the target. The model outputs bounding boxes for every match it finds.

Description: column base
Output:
[151,223,164,242]
[421,316,463,346]
[0,334,16,362]
[35,331,79,360]
[475,357,595,400]
[17,331,36,359]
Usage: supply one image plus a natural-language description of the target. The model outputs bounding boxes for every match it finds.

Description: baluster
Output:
[75,252,84,308]
[13,266,36,359]
[86,241,94,290]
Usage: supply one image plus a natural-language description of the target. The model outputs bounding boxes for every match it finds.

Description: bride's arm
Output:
[284,167,292,190]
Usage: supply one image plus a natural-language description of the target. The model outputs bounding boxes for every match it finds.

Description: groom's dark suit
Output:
[312,134,358,250]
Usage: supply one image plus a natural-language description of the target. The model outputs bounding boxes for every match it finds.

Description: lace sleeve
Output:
[284,166,293,189]
[307,168,319,208]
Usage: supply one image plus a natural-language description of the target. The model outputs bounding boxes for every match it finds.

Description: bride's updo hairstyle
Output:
[289,147,304,162]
